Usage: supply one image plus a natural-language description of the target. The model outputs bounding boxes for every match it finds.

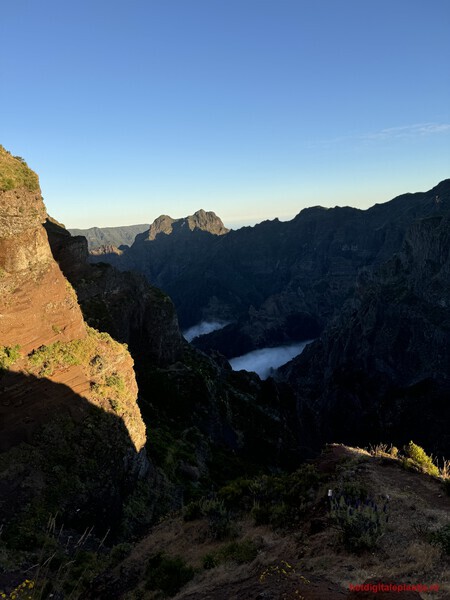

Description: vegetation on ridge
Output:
[0,345,21,371]
[81,444,450,599]
[402,440,440,477]
[0,145,39,192]
[2,155,449,597]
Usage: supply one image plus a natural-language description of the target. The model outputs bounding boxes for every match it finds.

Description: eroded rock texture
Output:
[0,150,148,543]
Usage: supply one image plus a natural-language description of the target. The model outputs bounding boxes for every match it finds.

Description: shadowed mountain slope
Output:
[2,147,450,599]
[278,210,450,456]
[0,371,146,537]
[0,148,148,551]
[92,181,450,357]
[45,216,307,501]
[88,445,450,599]
[46,216,184,368]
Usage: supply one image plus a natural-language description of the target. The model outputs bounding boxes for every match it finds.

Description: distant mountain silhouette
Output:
[47,214,305,485]
[69,223,149,250]
[3,145,450,598]
[91,180,450,357]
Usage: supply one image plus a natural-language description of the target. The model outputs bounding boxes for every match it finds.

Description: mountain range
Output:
[91,181,450,358]
[88,179,450,458]
[69,223,150,250]
[1,143,449,598]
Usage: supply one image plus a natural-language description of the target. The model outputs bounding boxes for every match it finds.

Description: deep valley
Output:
[1,146,449,599]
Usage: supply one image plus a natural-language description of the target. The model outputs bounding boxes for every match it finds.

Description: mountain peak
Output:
[186,209,228,234]
[145,209,228,241]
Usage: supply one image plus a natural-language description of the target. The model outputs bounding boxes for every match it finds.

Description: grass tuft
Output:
[0,345,21,371]
[0,145,39,192]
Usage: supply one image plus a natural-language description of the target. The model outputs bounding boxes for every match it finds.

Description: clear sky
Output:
[1,0,449,228]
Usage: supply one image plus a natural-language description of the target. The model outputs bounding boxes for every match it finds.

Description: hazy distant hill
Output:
[69,223,149,250]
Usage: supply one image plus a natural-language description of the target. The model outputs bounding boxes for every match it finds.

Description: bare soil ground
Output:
[95,445,449,599]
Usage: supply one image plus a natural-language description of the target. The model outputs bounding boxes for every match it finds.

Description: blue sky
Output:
[1,0,449,228]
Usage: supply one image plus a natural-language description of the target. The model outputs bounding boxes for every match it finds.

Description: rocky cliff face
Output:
[0,188,86,353]
[143,209,229,241]
[45,219,304,491]
[278,211,450,455]
[194,182,450,355]
[45,218,185,367]
[89,209,233,326]
[92,182,450,356]
[0,148,148,547]
[43,218,308,535]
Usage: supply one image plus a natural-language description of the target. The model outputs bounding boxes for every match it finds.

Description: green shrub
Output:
[108,398,121,412]
[200,497,237,540]
[0,345,21,370]
[26,327,129,379]
[28,342,80,376]
[105,372,125,394]
[218,478,253,509]
[330,491,389,553]
[404,441,439,477]
[269,503,292,529]
[191,465,321,534]
[109,543,133,566]
[219,539,258,564]
[389,446,399,458]
[0,146,39,192]
[250,502,271,526]
[430,524,450,555]
[202,553,219,569]
[341,481,369,501]
[183,500,203,522]
[121,480,155,539]
[247,465,320,529]
[202,540,258,570]
[0,514,108,598]
[183,497,236,539]
[145,553,194,597]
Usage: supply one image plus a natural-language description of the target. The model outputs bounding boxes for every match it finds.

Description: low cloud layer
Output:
[229,341,313,379]
[183,320,229,342]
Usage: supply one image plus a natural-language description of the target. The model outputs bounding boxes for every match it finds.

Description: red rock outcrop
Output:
[0,187,86,353]
[0,150,146,480]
